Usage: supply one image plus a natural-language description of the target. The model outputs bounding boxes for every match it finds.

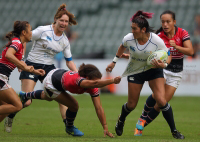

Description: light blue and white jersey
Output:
[27,25,72,65]
[122,32,168,77]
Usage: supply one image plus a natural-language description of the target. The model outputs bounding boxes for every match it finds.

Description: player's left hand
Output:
[151,59,165,69]
[104,130,114,138]
[169,40,177,48]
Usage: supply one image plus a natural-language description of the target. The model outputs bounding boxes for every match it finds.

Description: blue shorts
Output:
[127,68,164,84]
[19,60,56,83]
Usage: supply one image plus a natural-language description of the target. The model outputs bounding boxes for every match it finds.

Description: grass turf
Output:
[0,95,200,142]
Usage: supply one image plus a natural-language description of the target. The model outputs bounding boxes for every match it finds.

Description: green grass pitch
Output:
[0,95,200,142]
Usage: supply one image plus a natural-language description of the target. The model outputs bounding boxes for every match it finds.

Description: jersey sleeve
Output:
[63,44,72,61]
[87,88,100,97]
[122,36,128,48]
[181,29,190,42]
[9,39,22,52]
[31,26,44,41]
[76,77,85,86]
[156,36,168,52]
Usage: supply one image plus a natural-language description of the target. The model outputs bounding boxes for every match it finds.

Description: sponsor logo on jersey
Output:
[130,46,135,51]
[129,77,134,81]
[12,40,21,44]
[46,36,52,41]
[131,57,147,62]
[144,51,152,55]
[29,75,34,78]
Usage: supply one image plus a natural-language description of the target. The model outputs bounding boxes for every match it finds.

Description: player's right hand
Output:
[33,69,46,76]
[106,62,115,72]
[113,76,121,84]
[25,65,34,73]
[104,130,114,138]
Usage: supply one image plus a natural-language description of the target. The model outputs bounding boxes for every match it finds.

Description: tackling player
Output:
[18,63,121,137]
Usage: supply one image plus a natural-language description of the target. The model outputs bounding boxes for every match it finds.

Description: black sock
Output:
[145,108,160,127]
[8,112,17,119]
[66,109,77,128]
[119,103,133,122]
[160,103,176,132]
[140,94,156,120]
[25,90,43,99]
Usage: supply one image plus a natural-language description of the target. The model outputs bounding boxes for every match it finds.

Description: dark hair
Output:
[130,10,154,33]
[78,63,102,80]
[4,21,29,48]
[54,3,77,26]
[156,10,176,34]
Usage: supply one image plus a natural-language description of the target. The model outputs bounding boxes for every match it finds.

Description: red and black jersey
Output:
[157,26,190,72]
[0,37,24,77]
[51,69,100,97]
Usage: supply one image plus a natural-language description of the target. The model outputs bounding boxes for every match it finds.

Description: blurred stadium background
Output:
[0,0,199,95]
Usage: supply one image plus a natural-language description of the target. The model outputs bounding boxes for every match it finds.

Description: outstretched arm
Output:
[80,76,121,88]
[91,96,114,138]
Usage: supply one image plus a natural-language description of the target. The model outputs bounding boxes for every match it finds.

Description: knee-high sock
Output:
[8,90,43,119]
[140,94,156,120]
[64,109,77,128]
[160,103,176,132]
[144,108,160,127]
[119,102,133,122]
[25,90,43,99]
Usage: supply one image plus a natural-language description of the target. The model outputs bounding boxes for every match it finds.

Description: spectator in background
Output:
[65,26,78,42]
[153,0,169,4]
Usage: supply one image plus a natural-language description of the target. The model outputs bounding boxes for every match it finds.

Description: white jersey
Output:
[122,32,168,77]
[27,25,72,65]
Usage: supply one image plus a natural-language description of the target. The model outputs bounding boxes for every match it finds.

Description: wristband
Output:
[164,63,168,68]
[113,55,119,63]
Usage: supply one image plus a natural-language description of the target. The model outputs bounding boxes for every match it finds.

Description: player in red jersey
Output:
[18,63,121,137]
[0,21,45,122]
[134,10,194,139]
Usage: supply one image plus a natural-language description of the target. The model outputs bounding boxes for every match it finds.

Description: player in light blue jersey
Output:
[4,4,78,134]
[106,10,182,138]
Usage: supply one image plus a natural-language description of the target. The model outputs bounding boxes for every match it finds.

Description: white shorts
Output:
[43,69,62,98]
[0,74,11,91]
[164,69,183,88]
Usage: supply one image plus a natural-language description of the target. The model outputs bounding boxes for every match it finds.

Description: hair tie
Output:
[139,15,144,18]
[62,8,66,11]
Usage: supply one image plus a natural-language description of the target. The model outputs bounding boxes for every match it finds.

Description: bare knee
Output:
[155,97,166,107]
[69,101,79,112]
[15,102,23,112]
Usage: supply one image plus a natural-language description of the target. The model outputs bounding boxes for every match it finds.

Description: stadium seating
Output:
[0,0,199,58]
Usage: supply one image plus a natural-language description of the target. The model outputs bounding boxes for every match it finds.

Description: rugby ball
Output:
[147,50,168,66]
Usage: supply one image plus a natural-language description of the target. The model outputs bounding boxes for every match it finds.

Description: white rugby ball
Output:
[147,50,168,66]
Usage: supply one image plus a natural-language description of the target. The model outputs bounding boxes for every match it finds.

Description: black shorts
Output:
[19,60,56,83]
[127,68,164,84]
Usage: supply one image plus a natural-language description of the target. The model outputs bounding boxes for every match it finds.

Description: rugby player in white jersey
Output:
[106,10,182,138]
[4,4,78,133]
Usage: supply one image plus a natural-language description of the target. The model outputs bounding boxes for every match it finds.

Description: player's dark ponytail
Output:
[130,10,154,33]
[78,63,102,79]
[156,10,176,34]
[4,21,29,48]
